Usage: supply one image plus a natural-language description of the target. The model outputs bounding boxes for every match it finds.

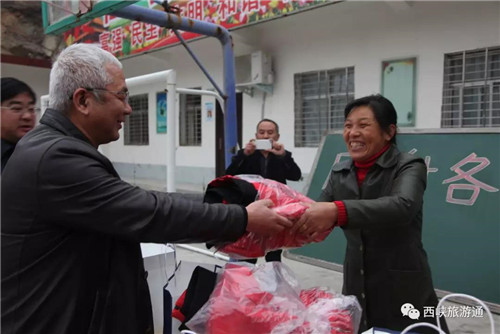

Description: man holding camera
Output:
[225,118,302,262]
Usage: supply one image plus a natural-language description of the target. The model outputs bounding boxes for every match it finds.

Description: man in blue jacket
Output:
[1,43,292,334]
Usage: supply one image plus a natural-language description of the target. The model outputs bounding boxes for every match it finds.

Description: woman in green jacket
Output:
[293,95,447,333]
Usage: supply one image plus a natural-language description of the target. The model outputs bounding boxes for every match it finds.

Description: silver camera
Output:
[254,139,272,150]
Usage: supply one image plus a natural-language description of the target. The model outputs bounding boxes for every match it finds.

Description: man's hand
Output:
[243,139,257,156]
[291,202,338,240]
[268,141,285,157]
[246,199,293,236]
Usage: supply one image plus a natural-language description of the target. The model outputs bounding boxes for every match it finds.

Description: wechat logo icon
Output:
[401,303,420,320]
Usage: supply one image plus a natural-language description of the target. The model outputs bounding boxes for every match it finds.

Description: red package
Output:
[206,175,332,259]
[186,262,362,334]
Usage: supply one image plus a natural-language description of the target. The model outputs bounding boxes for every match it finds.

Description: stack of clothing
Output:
[186,262,362,334]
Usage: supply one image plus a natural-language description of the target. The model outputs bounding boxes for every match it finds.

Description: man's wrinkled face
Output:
[85,64,132,146]
[256,121,279,142]
[1,92,37,143]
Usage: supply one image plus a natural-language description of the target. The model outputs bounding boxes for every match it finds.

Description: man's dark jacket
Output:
[1,138,15,173]
[225,149,301,184]
[1,109,247,334]
[319,145,446,333]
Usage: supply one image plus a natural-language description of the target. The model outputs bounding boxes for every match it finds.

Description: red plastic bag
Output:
[209,175,332,259]
[186,262,361,334]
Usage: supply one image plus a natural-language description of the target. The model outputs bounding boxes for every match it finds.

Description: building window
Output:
[442,46,500,128]
[179,90,201,146]
[124,94,149,145]
[294,67,355,147]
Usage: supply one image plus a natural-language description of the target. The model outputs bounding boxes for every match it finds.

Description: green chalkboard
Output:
[291,129,500,306]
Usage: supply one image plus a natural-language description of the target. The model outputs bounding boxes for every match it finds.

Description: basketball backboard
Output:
[42,0,137,35]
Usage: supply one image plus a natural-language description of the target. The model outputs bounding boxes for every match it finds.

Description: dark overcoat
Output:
[225,148,302,184]
[319,145,446,333]
[1,109,247,334]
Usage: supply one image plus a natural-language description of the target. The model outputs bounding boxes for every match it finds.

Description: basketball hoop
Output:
[41,0,136,35]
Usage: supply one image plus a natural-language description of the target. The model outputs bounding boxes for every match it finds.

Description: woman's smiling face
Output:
[343,105,394,162]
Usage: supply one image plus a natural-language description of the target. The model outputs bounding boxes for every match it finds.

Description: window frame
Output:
[441,46,500,128]
[294,67,355,147]
[124,93,149,146]
[179,88,202,147]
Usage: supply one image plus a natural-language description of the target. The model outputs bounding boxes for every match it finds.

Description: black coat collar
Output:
[40,108,93,146]
[332,144,399,172]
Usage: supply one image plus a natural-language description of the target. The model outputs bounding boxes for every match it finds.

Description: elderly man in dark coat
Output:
[1,43,292,334]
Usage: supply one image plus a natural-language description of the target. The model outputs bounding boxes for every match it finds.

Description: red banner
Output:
[64,0,330,58]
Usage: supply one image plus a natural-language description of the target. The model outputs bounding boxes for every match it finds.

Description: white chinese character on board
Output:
[408,148,438,176]
[442,153,499,206]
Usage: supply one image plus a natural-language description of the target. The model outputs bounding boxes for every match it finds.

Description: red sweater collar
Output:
[354,143,391,169]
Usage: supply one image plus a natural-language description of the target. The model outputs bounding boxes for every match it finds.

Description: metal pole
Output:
[125,70,177,192]
[112,5,239,168]
[166,71,177,192]
[177,244,229,262]
[171,29,225,98]
[176,88,224,115]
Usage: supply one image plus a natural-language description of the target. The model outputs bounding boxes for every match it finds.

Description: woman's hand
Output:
[291,202,338,240]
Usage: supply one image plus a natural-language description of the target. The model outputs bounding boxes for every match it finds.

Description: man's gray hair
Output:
[49,43,122,112]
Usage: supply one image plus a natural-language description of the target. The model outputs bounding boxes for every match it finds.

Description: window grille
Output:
[179,90,202,146]
[442,46,500,128]
[294,67,354,147]
[124,94,149,145]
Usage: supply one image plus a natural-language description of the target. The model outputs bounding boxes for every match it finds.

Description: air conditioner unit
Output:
[235,51,273,86]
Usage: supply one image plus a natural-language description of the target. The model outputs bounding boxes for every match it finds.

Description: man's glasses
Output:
[85,87,130,105]
[1,106,40,115]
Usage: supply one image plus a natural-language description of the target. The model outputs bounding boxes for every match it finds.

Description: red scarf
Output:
[334,143,391,227]
[354,143,391,187]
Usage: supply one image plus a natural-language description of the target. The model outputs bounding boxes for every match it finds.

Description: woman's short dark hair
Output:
[1,77,36,103]
[344,94,398,144]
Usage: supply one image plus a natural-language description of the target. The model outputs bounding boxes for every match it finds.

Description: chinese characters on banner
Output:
[63,0,329,58]
[334,150,498,206]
